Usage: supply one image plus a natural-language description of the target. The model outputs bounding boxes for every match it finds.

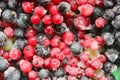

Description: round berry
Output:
[95,17,107,28]
[52,13,64,24]
[28,36,38,46]
[4,27,13,38]
[22,2,34,13]
[10,49,21,60]
[31,15,41,25]
[42,15,52,25]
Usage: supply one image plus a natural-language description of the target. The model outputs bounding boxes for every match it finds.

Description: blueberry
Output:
[33,21,44,32]
[107,74,115,80]
[8,0,18,9]
[37,0,51,6]
[14,28,25,38]
[16,13,30,28]
[35,44,50,58]
[115,31,120,42]
[112,15,120,29]
[38,69,50,79]
[2,9,17,22]
[58,2,70,14]
[55,23,69,35]
[113,4,120,14]
[0,1,7,10]
[102,32,115,46]
[57,77,66,80]
[103,9,115,22]
[106,49,119,62]
[70,41,83,55]
[0,57,9,71]
[102,24,114,33]
[103,62,114,73]
[104,0,115,8]
[12,39,27,50]
[78,76,90,80]
[54,68,65,77]
[4,67,21,80]
[37,33,46,44]
[0,31,7,47]
[114,54,120,65]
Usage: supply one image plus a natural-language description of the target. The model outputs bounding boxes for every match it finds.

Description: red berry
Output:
[80,52,90,62]
[25,26,37,38]
[2,52,10,60]
[78,30,85,39]
[20,60,32,73]
[90,41,99,50]
[68,67,78,76]
[28,36,38,46]
[55,51,65,60]
[28,70,38,80]
[65,65,72,73]
[42,15,52,25]
[34,6,47,17]
[32,55,44,68]
[95,17,107,28]
[22,2,34,13]
[31,15,40,25]
[52,0,61,4]
[62,47,71,55]
[10,49,21,60]
[49,5,59,15]
[78,4,94,16]
[43,38,50,47]
[91,59,102,70]
[50,37,60,47]
[49,58,60,70]
[50,47,61,57]
[77,0,88,5]
[62,32,74,45]
[99,76,108,80]
[4,27,14,38]
[88,0,95,6]
[95,36,104,46]
[44,58,51,68]
[58,42,66,50]
[68,76,78,80]
[52,13,64,24]
[69,57,78,67]
[44,25,54,34]
[98,54,107,63]
[95,0,104,7]
[85,67,95,77]
[23,45,35,58]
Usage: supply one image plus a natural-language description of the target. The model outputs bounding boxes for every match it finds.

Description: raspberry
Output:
[31,15,40,25]
[42,15,52,25]
[85,67,95,77]
[22,2,34,13]
[49,5,59,15]
[20,60,32,73]
[78,4,94,16]
[28,70,38,80]
[44,25,54,34]
[28,36,38,46]
[32,55,44,68]
[52,13,64,24]
[34,6,47,17]
[4,27,13,38]
[10,49,21,60]
[49,58,60,70]
[95,17,107,28]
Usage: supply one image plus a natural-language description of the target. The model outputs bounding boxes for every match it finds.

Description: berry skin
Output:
[38,69,50,79]
[42,15,52,25]
[91,59,102,70]
[23,45,35,58]
[52,0,61,4]
[78,4,94,16]
[32,55,44,68]
[77,0,88,5]
[28,36,38,46]
[85,67,95,77]
[22,2,34,13]
[0,57,9,71]
[112,15,120,29]
[42,38,50,47]
[44,25,54,34]
[52,13,64,24]
[54,68,65,77]
[50,47,61,57]
[62,31,74,45]
[80,52,90,62]
[98,54,107,63]
[49,58,60,70]
[20,60,32,73]
[62,47,71,55]
[10,49,21,60]
[69,57,78,67]
[8,0,18,9]
[50,37,60,47]
[0,31,7,47]
[4,27,13,38]
[31,15,41,25]
[58,42,66,50]
[28,70,38,80]
[14,28,25,38]
[34,6,47,17]
[56,51,65,60]
[95,17,107,28]
[49,5,59,15]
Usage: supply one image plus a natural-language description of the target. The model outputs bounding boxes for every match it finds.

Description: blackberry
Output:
[0,57,9,71]
[113,4,120,15]
[70,41,83,55]
[35,44,50,58]
[2,9,17,22]
[104,0,115,8]
[102,32,115,46]
[115,31,120,42]
[58,2,70,14]
[38,69,50,79]
[112,15,120,30]
[106,49,119,62]
[103,62,114,73]
[37,0,51,6]
[14,28,25,38]
[54,68,65,77]
[4,67,21,80]
[16,13,30,28]
[37,33,46,44]
[0,31,7,47]
[0,1,7,10]
[33,21,44,32]
[8,0,18,9]
[78,76,90,80]
[103,9,115,22]
[102,24,114,33]
[114,54,120,65]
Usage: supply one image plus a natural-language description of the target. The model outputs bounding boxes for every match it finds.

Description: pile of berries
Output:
[0,0,120,80]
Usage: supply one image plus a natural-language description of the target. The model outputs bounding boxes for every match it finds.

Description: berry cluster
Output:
[0,0,119,80]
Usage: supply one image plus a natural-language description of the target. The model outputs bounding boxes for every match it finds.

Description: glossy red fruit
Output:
[85,67,95,77]
[95,36,104,46]
[44,25,54,34]
[49,58,60,70]
[62,47,71,55]
[42,38,50,47]
[50,37,60,47]
[31,15,40,25]
[49,5,59,15]
[2,52,10,60]
[69,57,78,67]
[23,45,35,58]
[95,17,107,28]
[20,60,32,73]
[58,42,66,50]
[52,13,64,24]
[10,49,21,60]
[4,27,13,38]
[52,0,61,4]
[22,2,34,13]
[34,6,47,17]
[28,36,38,46]
[32,55,44,68]
[28,70,38,80]
[42,15,52,25]
[77,0,88,5]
